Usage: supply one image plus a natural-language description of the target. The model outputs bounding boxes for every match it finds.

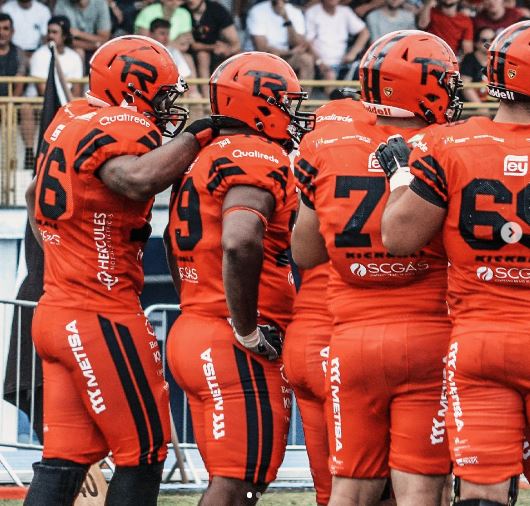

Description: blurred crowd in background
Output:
[0,0,528,167]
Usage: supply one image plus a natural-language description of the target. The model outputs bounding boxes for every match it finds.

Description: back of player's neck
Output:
[494,101,530,125]
[376,116,426,129]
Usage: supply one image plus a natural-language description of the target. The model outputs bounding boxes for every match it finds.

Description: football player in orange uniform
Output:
[24,36,219,506]
[283,96,374,506]
[377,21,530,506]
[165,51,314,505]
[292,30,462,505]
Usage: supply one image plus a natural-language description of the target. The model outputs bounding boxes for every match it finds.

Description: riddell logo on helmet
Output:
[488,88,515,100]
[363,103,392,116]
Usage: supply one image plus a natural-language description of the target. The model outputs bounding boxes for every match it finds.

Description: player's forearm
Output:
[100,133,200,201]
[222,238,263,336]
[163,226,181,297]
[26,177,43,248]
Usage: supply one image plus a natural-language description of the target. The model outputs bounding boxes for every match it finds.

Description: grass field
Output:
[0,489,530,505]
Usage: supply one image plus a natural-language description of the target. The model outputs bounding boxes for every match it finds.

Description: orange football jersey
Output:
[291,100,374,319]
[294,120,448,324]
[409,116,530,329]
[168,134,298,331]
[314,99,375,126]
[34,100,162,311]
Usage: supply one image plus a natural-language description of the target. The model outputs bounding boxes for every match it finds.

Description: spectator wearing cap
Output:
[473,0,524,34]
[305,0,369,86]
[1,0,51,53]
[185,0,240,95]
[418,0,473,55]
[245,0,314,80]
[54,0,111,55]
[135,0,192,41]
[0,12,27,96]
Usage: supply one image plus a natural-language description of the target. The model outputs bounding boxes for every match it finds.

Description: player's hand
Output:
[375,135,413,191]
[184,117,220,148]
[233,324,284,361]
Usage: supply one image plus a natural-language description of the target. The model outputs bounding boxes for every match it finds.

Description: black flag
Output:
[4,45,66,443]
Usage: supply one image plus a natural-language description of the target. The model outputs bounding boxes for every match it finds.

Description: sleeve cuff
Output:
[409,177,447,209]
[300,191,315,210]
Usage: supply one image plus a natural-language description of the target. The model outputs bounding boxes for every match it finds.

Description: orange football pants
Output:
[446,325,530,484]
[167,314,291,485]
[284,313,332,505]
[32,304,170,466]
[326,320,451,478]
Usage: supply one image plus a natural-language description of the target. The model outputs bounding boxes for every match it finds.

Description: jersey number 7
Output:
[334,176,386,248]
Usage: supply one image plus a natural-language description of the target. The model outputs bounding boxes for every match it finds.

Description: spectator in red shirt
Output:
[418,0,473,55]
[473,0,524,34]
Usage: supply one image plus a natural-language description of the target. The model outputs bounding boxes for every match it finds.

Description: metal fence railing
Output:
[0,299,310,486]
[0,76,499,206]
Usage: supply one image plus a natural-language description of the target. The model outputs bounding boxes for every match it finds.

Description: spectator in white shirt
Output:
[305,0,369,87]
[1,0,51,53]
[28,15,84,98]
[21,15,84,170]
[246,0,314,79]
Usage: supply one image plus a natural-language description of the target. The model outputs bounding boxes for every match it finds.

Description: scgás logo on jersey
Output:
[350,261,430,277]
[93,213,118,291]
[179,266,199,283]
[232,149,279,165]
[476,265,530,283]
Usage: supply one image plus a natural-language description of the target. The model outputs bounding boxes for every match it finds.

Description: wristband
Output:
[235,328,260,347]
[389,167,413,192]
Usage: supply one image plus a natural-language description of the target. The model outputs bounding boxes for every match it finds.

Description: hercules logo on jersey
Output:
[447,342,463,432]
[201,348,225,440]
[66,320,107,415]
[504,154,528,176]
[329,357,343,452]
[93,213,118,291]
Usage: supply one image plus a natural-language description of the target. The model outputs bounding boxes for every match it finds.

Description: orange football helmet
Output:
[209,51,315,147]
[87,35,189,137]
[487,20,530,101]
[359,30,462,124]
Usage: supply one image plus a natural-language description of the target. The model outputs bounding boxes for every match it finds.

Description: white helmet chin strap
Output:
[361,101,415,118]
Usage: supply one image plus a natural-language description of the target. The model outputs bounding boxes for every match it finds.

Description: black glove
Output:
[184,117,220,148]
[233,324,284,361]
[375,135,411,180]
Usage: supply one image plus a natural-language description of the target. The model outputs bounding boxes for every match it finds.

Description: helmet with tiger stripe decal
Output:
[359,30,462,124]
[487,20,530,101]
[87,35,189,137]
